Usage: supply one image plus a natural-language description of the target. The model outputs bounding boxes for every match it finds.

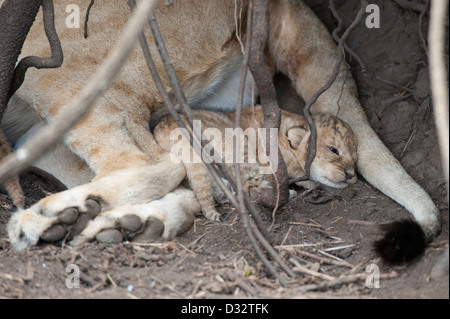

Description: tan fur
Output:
[154,105,357,221]
[1,0,440,249]
[154,107,272,221]
[0,130,24,208]
[239,106,358,189]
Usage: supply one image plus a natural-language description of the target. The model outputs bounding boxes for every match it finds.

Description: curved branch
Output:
[136,0,293,285]
[393,0,427,13]
[9,0,63,98]
[0,0,43,121]
[329,0,414,94]
[429,0,449,191]
[428,0,448,280]
[291,1,367,185]
[247,0,290,209]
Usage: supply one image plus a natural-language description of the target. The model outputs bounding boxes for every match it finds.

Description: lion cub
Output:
[154,105,357,221]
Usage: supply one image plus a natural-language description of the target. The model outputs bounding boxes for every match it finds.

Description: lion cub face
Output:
[280,112,358,189]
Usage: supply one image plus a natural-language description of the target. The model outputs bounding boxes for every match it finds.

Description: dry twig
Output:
[129,0,294,287]
[297,271,398,292]
[293,249,353,268]
[328,0,414,95]
[428,0,449,279]
[418,0,430,58]
[291,0,367,185]
[83,0,96,39]
[247,0,290,210]
[429,0,449,190]
[290,257,336,281]
[393,0,427,13]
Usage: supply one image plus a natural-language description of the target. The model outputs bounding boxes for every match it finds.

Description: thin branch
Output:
[234,0,294,283]
[393,0,427,14]
[297,271,398,292]
[290,258,336,281]
[291,1,367,185]
[146,8,241,191]
[233,0,252,243]
[131,1,240,212]
[144,4,246,205]
[230,1,278,245]
[428,0,449,280]
[429,0,449,190]
[130,0,293,285]
[428,0,448,280]
[141,2,272,246]
[329,0,414,94]
[0,0,159,185]
[329,0,365,72]
[147,13,196,126]
[418,0,430,59]
[247,0,290,210]
[84,0,96,39]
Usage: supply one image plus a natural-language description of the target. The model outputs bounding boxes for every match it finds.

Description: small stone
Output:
[338,246,355,259]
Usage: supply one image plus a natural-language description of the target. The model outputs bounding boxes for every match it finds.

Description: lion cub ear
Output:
[287,125,309,149]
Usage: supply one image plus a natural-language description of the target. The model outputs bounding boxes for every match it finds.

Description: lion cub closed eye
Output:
[277,110,358,190]
[154,105,358,221]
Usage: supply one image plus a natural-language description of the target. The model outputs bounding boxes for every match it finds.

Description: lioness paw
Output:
[71,214,166,246]
[70,188,199,245]
[42,198,102,242]
[8,186,199,249]
[7,197,102,250]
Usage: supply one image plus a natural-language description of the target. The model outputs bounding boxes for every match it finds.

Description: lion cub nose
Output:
[345,170,355,180]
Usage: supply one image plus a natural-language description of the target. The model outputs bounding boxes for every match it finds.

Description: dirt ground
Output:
[0,0,448,300]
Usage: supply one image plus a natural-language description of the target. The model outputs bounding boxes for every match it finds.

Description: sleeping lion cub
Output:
[154,105,357,221]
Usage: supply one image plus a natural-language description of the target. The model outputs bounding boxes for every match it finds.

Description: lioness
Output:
[1,0,440,263]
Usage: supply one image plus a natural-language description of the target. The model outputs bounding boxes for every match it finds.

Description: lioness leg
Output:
[7,99,190,250]
[268,0,440,260]
[7,155,187,250]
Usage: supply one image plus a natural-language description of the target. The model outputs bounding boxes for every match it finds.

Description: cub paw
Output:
[203,208,223,222]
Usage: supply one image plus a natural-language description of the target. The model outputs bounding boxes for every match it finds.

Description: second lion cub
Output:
[154,105,358,221]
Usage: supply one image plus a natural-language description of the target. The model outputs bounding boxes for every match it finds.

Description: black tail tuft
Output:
[374,219,426,264]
